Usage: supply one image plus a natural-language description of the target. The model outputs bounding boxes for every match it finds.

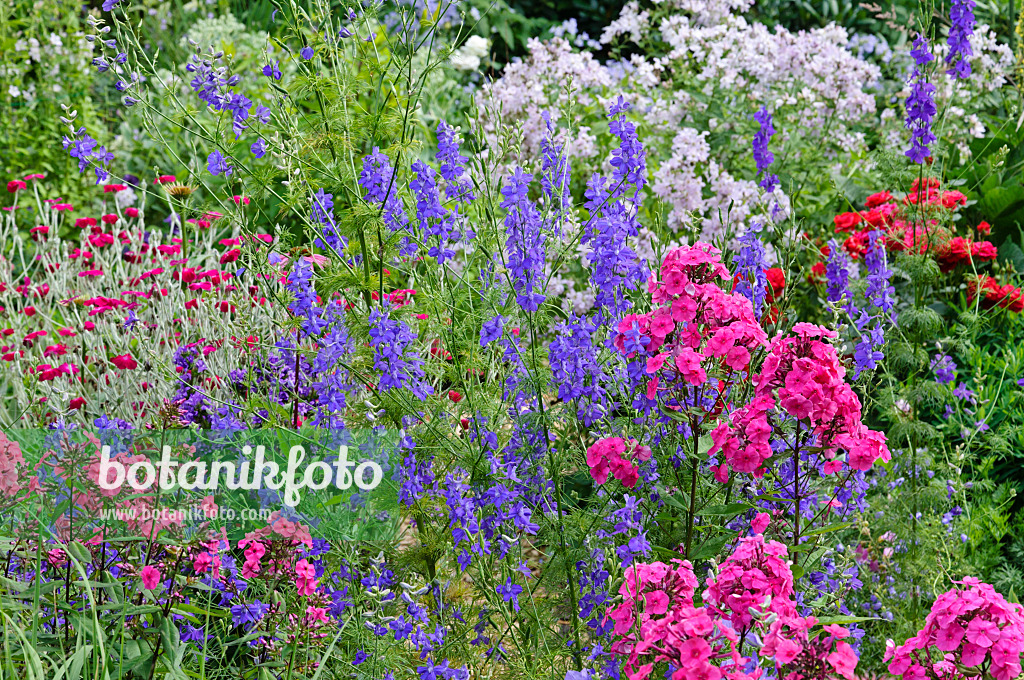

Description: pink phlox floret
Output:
[887,579,1024,680]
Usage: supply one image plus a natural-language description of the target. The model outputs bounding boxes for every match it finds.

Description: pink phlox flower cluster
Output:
[704,535,795,632]
[605,559,755,680]
[762,619,859,680]
[701,535,860,680]
[294,558,318,596]
[614,243,768,401]
[886,578,1024,680]
[710,322,890,481]
[585,436,652,488]
[239,539,266,578]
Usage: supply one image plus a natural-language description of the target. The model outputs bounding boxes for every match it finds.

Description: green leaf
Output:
[697,503,752,517]
[803,521,854,537]
[690,531,737,560]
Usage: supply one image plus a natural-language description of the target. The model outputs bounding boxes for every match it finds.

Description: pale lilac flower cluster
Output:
[480,1,873,240]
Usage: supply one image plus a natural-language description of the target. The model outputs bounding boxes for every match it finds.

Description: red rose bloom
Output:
[940,191,967,209]
[971,241,998,262]
[864,191,893,209]
[937,237,971,272]
[843,231,870,259]
[833,212,862,233]
[808,261,827,284]
[765,268,785,303]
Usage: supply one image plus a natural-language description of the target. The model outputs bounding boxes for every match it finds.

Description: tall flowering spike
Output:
[580,100,650,322]
[864,230,896,321]
[368,303,433,400]
[309,300,355,426]
[946,0,977,79]
[435,121,474,202]
[905,34,937,164]
[286,258,329,336]
[501,167,547,313]
[852,230,895,378]
[359,147,414,255]
[733,221,769,316]
[825,239,854,317]
[539,113,572,232]
[752,106,778,193]
[310,189,346,256]
[606,96,646,198]
[409,160,455,263]
[549,314,609,426]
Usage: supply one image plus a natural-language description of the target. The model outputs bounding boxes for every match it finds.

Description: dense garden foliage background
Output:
[4,0,1024,678]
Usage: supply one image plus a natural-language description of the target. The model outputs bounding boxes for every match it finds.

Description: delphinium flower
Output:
[606,96,645,198]
[261,61,282,81]
[435,121,474,205]
[359,147,415,255]
[852,230,895,377]
[946,0,977,79]
[548,314,610,426]
[496,577,523,612]
[752,106,778,193]
[307,301,356,428]
[395,434,434,506]
[207,150,233,177]
[825,239,855,318]
[410,153,461,264]
[580,101,648,322]
[905,34,937,164]
[538,113,572,227]
[931,353,957,384]
[479,314,505,346]
[172,345,213,425]
[310,189,346,256]
[184,51,259,139]
[368,303,432,400]
[733,220,769,316]
[62,129,114,184]
[286,259,328,336]
[501,167,546,313]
